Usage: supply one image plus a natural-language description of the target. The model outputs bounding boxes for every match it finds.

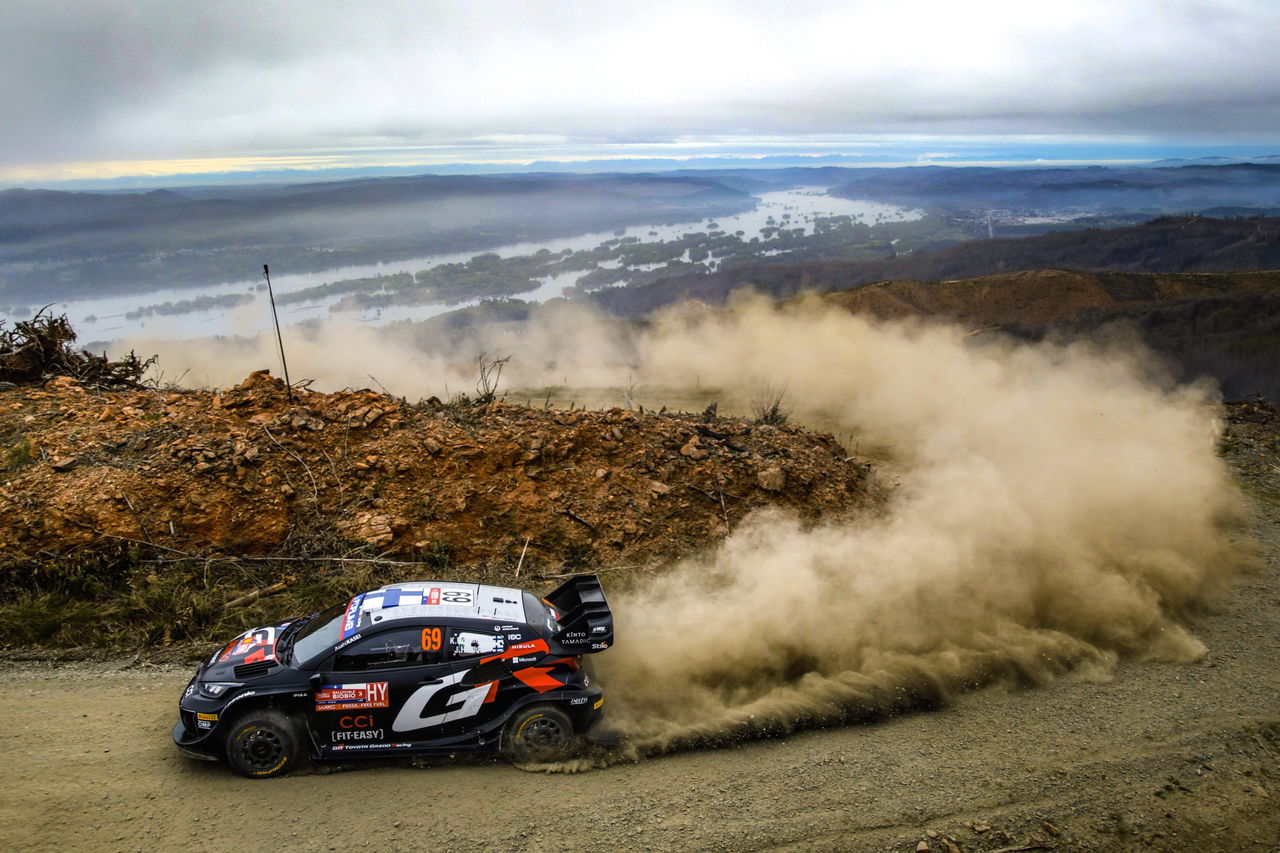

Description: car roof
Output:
[345,582,529,634]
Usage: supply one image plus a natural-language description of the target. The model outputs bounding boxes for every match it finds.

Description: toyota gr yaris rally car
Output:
[173,574,612,778]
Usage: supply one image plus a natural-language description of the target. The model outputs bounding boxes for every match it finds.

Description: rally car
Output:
[173,574,612,778]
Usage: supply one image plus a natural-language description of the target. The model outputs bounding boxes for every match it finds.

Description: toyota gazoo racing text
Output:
[173,574,612,778]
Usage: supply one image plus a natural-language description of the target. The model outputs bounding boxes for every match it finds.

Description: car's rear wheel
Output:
[502,704,575,763]
[225,710,302,779]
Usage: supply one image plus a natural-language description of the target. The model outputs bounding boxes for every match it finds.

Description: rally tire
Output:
[225,710,303,779]
[502,704,576,763]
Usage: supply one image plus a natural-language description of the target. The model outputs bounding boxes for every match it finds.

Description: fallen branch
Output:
[541,564,639,580]
[558,507,598,534]
[514,536,531,578]
[220,581,289,611]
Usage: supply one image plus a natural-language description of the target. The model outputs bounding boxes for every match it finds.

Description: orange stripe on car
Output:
[512,667,563,693]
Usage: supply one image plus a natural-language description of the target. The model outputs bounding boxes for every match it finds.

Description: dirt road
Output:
[2,506,1278,853]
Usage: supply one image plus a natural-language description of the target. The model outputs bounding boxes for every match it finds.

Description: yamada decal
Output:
[392,670,490,733]
[315,682,389,712]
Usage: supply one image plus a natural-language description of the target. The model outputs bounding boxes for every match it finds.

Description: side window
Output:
[449,629,505,660]
[334,627,446,672]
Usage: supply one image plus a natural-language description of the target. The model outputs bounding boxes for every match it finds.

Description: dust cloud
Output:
[596,296,1237,758]
[123,295,1239,758]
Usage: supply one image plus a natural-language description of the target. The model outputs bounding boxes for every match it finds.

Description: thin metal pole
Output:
[262,263,293,404]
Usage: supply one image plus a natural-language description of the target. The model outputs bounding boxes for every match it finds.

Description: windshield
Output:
[289,599,351,665]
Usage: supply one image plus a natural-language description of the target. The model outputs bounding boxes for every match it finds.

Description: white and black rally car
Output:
[173,574,612,777]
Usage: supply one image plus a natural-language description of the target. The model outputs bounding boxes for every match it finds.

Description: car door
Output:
[310,624,450,755]
[382,624,508,743]
[439,626,515,738]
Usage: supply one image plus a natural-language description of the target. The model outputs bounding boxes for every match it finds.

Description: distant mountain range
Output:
[828,163,1280,212]
[5,162,1280,305]
[0,173,753,301]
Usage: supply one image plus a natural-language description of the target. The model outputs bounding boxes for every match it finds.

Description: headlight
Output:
[198,682,241,698]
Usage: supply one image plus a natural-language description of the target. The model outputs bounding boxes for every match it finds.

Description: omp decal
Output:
[315,682,389,712]
[391,670,490,732]
[512,667,564,693]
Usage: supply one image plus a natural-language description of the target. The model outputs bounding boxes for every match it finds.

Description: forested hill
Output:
[590,215,1280,316]
[828,162,1280,212]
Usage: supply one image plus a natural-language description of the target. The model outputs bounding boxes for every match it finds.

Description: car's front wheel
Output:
[225,709,303,779]
[502,704,576,763]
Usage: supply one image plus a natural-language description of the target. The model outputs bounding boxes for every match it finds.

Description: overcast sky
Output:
[3,0,1279,182]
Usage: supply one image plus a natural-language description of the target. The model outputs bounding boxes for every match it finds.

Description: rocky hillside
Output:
[0,370,873,571]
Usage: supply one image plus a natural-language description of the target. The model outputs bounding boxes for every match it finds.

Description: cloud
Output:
[2,0,1279,172]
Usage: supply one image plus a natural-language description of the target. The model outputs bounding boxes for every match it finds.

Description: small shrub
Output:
[750,380,792,426]
[5,436,32,470]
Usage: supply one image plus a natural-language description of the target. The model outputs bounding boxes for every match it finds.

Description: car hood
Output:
[201,619,296,681]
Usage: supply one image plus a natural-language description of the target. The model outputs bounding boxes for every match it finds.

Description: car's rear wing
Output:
[545,574,613,654]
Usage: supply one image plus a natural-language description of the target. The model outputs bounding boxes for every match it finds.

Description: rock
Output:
[650,481,670,495]
[595,468,610,480]
[680,438,708,460]
[279,483,295,498]
[97,406,119,422]
[50,456,78,472]
[944,842,960,853]
[422,437,442,455]
[235,369,275,390]
[972,823,990,833]
[338,512,394,547]
[926,830,939,839]
[1042,822,1061,837]
[757,466,786,491]
[916,842,931,852]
